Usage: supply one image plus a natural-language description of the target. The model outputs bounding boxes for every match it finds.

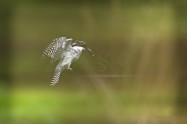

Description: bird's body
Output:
[42,37,93,85]
[57,46,85,72]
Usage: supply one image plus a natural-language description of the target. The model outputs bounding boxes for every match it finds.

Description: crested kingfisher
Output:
[42,37,94,85]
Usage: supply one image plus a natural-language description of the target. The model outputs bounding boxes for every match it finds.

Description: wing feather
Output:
[42,37,72,62]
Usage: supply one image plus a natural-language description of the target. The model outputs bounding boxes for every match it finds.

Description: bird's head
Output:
[72,41,94,56]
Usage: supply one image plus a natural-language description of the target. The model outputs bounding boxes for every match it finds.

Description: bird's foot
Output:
[68,68,72,71]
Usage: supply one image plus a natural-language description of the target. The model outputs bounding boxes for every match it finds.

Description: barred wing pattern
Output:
[42,37,72,62]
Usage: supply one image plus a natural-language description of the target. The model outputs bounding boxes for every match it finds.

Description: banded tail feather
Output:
[50,71,61,86]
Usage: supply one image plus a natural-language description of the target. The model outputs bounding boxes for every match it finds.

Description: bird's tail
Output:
[50,70,62,86]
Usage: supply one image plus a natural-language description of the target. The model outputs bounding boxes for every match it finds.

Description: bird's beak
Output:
[86,47,94,56]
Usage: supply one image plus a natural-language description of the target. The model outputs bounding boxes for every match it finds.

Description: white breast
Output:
[73,46,85,52]
[72,46,85,61]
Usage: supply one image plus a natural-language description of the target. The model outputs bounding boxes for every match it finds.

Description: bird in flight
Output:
[42,37,94,86]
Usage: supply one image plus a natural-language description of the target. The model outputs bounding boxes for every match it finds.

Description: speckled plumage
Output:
[42,37,93,85]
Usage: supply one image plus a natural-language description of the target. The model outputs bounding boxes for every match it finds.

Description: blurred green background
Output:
[0,0,187,123]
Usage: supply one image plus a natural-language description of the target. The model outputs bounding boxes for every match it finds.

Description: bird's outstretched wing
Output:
[42,37,72,62]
